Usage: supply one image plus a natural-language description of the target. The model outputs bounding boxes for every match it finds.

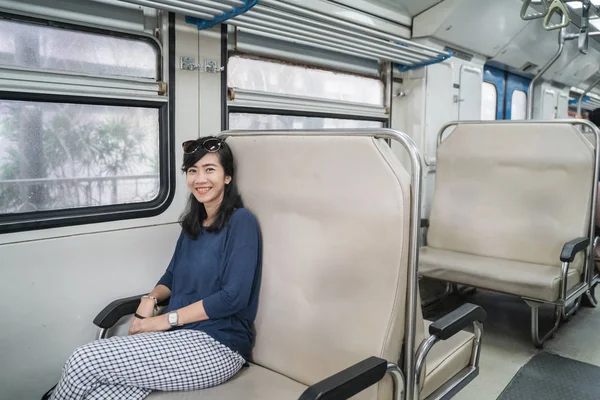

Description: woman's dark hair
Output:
[179,136,243,239]
[590,108,600,127]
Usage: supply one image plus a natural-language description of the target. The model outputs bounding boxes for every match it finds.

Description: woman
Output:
[50,136,262,400]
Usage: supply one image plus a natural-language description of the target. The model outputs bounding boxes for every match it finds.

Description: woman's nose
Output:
[194,172,208,183]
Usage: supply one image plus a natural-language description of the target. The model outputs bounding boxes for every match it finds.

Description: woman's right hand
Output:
[128,298,155,335]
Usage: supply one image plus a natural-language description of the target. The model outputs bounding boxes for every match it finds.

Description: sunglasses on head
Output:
[182,137,224,154]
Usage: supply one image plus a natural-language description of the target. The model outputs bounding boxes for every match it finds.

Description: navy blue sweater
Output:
[157,208,262,360]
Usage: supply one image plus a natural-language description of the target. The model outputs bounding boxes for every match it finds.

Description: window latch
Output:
[180,57,224,73]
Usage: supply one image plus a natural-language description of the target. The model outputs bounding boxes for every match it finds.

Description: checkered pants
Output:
[49,330,246,400]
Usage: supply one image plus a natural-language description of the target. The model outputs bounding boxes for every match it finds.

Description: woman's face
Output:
[186,152,232,208]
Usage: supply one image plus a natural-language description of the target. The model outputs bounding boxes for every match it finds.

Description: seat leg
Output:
[422,282,453,309]
[583,282,598,308]
[456,286,477,297]
[526,301,561,348]
[562,296,582,320]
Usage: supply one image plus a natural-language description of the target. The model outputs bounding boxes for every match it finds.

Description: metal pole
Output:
[527,28,566,119]
[578,76,600,117]
[577,119,600,300]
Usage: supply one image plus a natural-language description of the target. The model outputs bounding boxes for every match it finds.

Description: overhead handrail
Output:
[578,76,600,116]
[521,0,550,20]
[579,0,591,54]
[527,28,567,119]
[544,0,571,30]
[117,0,452,70]
[117,0,258,29]
[526,0,598,54]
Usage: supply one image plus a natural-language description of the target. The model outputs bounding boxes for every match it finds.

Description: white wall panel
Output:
[557,91,570,118]
[425,61,455,165]
[542,87,558,120]
[459,64,483,120]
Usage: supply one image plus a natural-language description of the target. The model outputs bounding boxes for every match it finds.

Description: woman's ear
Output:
[225,176,232,185]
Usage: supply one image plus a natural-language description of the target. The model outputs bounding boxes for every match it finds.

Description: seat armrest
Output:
[429,303,487,340]
[560,237,590,262]
[421,218,429,228]
[298,356,388,400]
[93,294,169,329]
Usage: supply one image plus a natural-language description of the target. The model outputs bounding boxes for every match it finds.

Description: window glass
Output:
[511,90,527,120]
[228,56,383,106]
[0,100,160,214]
[0,19,158,79]
[481,81,497,120]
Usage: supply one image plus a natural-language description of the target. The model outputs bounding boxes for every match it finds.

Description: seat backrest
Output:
[428,122,594,270]
[227,132,412,399]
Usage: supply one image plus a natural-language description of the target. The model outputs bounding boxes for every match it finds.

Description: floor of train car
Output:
[424,286,600,400]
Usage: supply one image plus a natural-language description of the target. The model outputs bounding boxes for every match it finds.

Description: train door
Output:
[482,66,504,120]
[482,65,530,120]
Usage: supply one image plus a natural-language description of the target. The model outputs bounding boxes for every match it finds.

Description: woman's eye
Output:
[188,169,196,174]
[206,167,215,172]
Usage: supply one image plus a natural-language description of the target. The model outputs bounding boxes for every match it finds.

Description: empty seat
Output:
[420,121,596,347]
[94,130,485,400]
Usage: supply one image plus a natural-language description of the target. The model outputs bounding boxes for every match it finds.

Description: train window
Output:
[510,90,527,120]
[0,101,160,214]
[0,19,158,79]
[228,56,384,106]
[229,113,383,130]
[481,81,497,120]
[0,16,168,233]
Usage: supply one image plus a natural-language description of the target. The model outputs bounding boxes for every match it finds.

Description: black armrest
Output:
[560,237,590,262]
[93,294,170,329]
[298,356,387,400]
[429,303,486,340]
[421,219,429,228]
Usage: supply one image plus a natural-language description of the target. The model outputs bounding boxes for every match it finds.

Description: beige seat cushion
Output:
[229,135,411,400]
[147,364,307,400]
[419,247,582,302]
[421,321,474,399]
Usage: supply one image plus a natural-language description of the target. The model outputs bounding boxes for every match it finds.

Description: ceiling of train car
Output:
[332,0,444,18]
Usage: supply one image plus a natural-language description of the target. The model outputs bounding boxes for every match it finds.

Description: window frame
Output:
[225,54,389,128]
[0,12,175,234]
[228,106,389,125]
[0,11,163,76]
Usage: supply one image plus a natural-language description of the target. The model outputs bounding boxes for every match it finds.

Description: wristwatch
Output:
[167,311,179,327]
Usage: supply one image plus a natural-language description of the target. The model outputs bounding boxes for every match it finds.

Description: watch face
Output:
[168,312,178,326]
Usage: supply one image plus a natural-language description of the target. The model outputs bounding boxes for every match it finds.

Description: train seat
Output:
[419,121,596,347]
[94,130,486,400]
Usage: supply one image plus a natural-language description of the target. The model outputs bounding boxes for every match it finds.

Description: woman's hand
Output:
[137,297,156,318]
[128,297,155,335]
[128,314,171,335]
[128,315,146,335]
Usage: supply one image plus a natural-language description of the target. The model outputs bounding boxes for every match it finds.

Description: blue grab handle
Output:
[396,50,453,72]
[186,0,259,30]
